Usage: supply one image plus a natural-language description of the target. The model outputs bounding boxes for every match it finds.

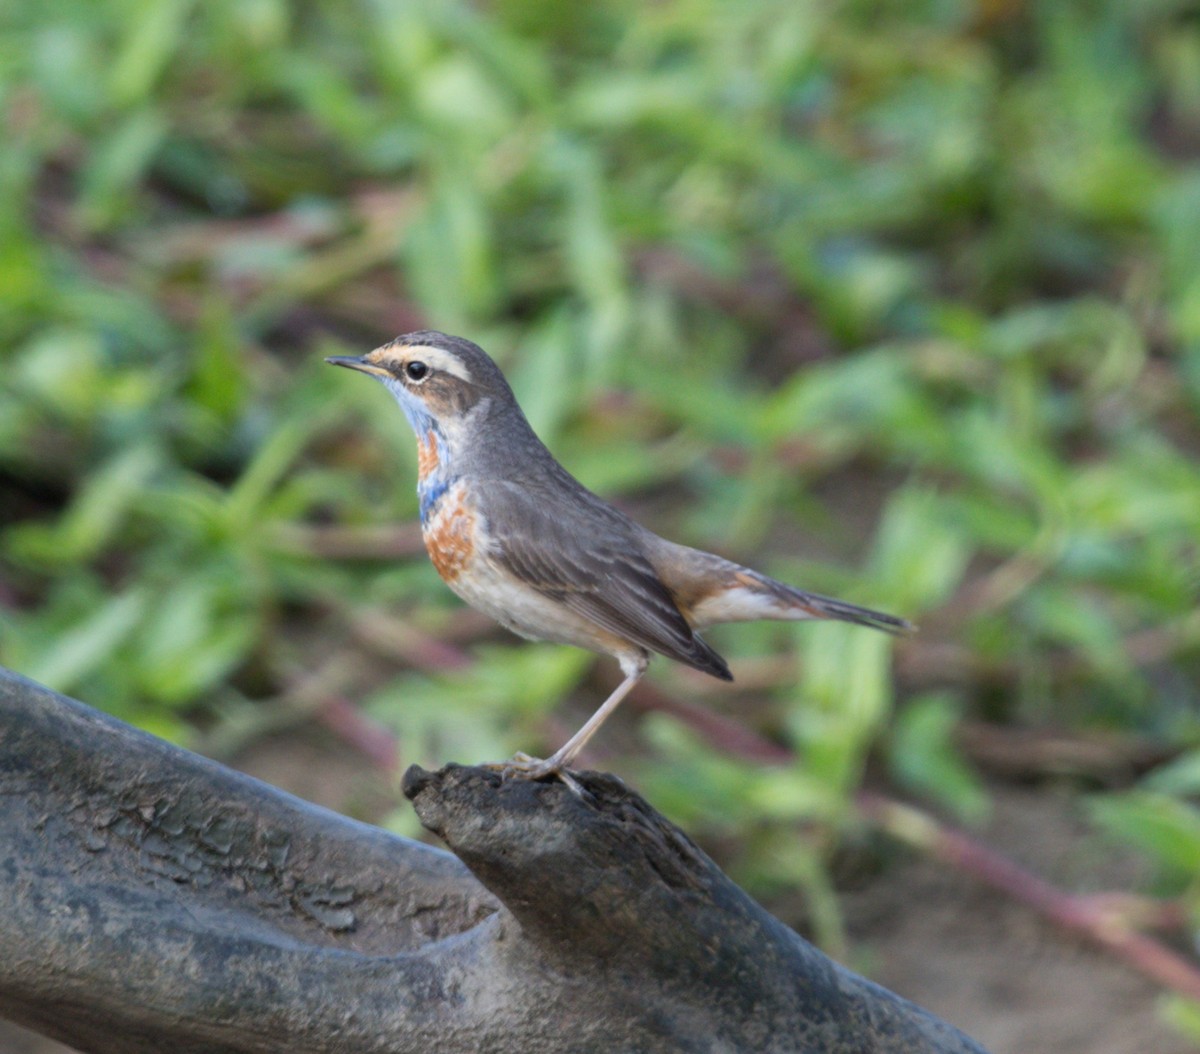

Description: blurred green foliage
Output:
[3,0,1200,1016]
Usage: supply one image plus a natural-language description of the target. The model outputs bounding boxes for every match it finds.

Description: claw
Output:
[482,754,585,796]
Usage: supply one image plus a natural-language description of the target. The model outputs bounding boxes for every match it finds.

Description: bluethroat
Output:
[327,332,911,778]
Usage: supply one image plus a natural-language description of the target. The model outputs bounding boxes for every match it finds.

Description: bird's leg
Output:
[505,652,649,781]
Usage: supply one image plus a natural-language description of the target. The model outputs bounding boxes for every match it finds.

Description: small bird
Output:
[328,332,911,778]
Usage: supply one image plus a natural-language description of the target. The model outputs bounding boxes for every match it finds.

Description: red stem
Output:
[856,791,1200,1002]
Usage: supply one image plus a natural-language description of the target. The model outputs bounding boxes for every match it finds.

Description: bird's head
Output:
[326,331,514,439]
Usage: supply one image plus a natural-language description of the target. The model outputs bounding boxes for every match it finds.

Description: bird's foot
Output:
[483,752,585,795]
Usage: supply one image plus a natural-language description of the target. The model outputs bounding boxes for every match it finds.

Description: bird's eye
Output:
[405,360,429,382]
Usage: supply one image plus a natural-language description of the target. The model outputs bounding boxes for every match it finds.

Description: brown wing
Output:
[481,480,732,680]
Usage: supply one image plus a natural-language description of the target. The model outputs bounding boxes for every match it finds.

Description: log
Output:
[0,667,989,1053]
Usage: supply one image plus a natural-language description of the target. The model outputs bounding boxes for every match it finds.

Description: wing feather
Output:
[481,481,732,679]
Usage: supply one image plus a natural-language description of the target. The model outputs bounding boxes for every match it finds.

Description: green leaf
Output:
[131,572,259,704]
[109,0,196,106]
[890,693,988,825]
[1088,792,1200,881]
[77,108,168,230]
[6,444,161,567]
[870,487,969,611]
[21,590,147,694]
[1160,996,1200,1044]
[1143,751,1200,798]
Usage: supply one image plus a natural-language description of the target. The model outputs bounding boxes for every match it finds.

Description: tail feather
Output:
[686,565,914,635]
[648,539,914,635]
[772,584,914,635]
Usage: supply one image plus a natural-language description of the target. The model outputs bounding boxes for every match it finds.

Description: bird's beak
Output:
[325,355,391,378]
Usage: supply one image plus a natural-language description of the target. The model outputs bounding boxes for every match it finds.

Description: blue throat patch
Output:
[377,374,456,525]
[418,475,453,524]
[381,375,434,436]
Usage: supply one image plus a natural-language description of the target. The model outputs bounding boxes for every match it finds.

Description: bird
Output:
[327,331,912,779]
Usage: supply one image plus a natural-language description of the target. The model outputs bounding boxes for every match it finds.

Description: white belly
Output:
[447,558,621,657]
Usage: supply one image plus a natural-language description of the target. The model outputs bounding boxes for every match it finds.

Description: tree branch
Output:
[0,667,987,1053]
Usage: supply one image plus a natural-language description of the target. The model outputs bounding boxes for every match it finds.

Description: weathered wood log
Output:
[0,667,989,1053]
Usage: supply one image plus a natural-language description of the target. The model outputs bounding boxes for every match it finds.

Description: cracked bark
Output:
[0,667,988,1053]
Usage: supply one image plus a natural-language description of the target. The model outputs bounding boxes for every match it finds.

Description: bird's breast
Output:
[421,478,479,583]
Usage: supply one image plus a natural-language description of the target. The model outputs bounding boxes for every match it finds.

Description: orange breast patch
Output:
[417,430,440,481]
[424,487,476,583]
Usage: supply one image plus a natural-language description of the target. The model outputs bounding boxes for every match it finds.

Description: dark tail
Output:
[783,587,914,634]
[744,571,915,635]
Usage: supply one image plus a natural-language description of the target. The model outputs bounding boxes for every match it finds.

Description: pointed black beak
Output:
[325,356,390,377]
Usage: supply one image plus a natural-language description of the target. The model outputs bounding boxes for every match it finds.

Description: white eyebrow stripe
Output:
[401,345,473,383]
